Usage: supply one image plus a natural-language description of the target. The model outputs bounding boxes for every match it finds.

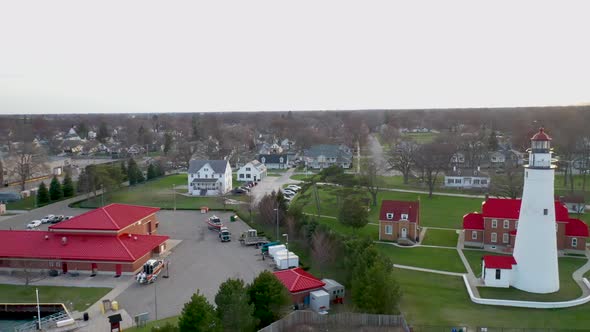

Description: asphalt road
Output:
[250,168,300,204]
[115,210,271,320]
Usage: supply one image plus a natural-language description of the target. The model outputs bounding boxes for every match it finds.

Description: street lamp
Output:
[282,233,289,268]
[172,184,176,211]
[273,208,279,241]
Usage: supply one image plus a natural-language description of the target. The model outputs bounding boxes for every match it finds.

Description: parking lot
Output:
[115,210,270,320]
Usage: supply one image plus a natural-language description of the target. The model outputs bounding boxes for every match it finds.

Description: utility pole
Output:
[172,184,176,211]
[154,281,158,320]
[273,207,279,241]
[100,184,104,207]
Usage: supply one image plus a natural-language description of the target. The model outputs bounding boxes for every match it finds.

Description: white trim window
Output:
[386,213,394,220]
[503,220,510,229]
[491,232,497,243]
[572,238,578,248]
[385,225,393,235]
[401,214,408,220]
[491,219,497,228]
[503,233,509,243]
[471,231,478,240]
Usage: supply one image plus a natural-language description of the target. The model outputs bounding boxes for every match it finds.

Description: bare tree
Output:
[414,143,454,198]
[387,140,419,184]
[458,134,487,169]
[10,142,48,191]
[14,260,46,286]
[311,228,336,277]
[490,159,523,199]
[360,160,381,206]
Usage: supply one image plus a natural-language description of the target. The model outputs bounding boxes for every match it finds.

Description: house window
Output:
[239,174,244,179]
[471,231,477,240]
[385,225,393,235]
[503,220,509,229]
[246,167,251,171]
[455,179,462,184]
[543,209,548,215]
[503,233,509,243]
[261,157,266,163]
[246,174,251,178]
[572,238,578,247]
[204,168,208,171]
[401,214,408,220]
[279,157,284,163]
[447,179,453,184]
[495,269,501,280]
[481,179,488,185]
[491,232,497,243]
[473,179,480,185]
[386,213,394,220]
[491,219,497,228]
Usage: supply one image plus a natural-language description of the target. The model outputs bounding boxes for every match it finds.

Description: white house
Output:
[187,159,232,196]
[237,160,267,182]
[444,168,490,189]
[451,152,465,164]
[258,154,290,169]
[482,255,517,288]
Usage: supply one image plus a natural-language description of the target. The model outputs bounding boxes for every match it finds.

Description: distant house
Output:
[187,159,232,196]
[64,127,81,141]
[280,139,294,151]
[237,160,267,182]
[378,200,420,244]
[258,154,290,169]
[489,151,506,165]
[451,152,465,164]
[60,140,84,155]
[462,198,588,254]
[444,167,490,189]
[303,144,352,169]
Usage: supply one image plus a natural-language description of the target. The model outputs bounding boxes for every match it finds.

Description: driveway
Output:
[250,169,300,204]
[115,210,270,320]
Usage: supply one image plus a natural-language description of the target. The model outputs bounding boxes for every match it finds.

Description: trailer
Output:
[261,241,281,255]
[239,229,269,246]
[274,250,299,270]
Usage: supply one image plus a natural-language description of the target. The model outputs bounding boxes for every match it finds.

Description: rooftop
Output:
[273,268,325,293]
[49,203,160,231]
[483,255,517,269]
[379,200,419,223]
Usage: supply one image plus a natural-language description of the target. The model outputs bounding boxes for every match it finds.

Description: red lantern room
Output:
[531,128,551,153]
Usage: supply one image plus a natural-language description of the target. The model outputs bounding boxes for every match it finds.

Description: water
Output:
[0,320,29,332]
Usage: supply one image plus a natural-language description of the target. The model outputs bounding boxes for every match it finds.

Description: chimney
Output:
[453,165,456,172]
[61,236,67,245]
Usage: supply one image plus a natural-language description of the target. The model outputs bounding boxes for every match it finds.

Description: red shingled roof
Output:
[463,213,484,230]
[50,204,160,231]
[484,255,517,269]
[481,199,569,220]
[0,230,168,262]
[531,128,551,141]
[565,218,589,237]
[379,200,419,223]
[273,268,325,293]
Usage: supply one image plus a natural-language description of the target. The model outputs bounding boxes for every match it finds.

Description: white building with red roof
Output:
[273,268,326,308]
[0,204,168,276]
[378,200,420,244]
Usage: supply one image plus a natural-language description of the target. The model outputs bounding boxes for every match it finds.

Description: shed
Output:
[309,290,330,313]
[273,268,326,308]
[321,278,345,301]
[482,255,517,288]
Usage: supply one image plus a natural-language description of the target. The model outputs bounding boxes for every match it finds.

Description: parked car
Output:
[240,186,251,192]
[232,188,247,195]
[50,215,65,224]
[41,215,55,224]
[282,189,297,196]
[283,192,295,199]
[64,216,74,221]
[286,185,301,191]
[26,220,42,229]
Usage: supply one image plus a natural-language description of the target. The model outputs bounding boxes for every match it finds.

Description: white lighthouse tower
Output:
[512,128,560,293]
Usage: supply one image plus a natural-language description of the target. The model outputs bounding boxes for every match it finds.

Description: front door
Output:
[401,228,407,238]
[62,262,68,274]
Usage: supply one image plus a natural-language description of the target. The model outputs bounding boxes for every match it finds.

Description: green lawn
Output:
[6,196,36,210]
[312,215,378,239]
[376,244,465,273]
[422,229,459,247]
[74,174,249,211]
[0,285,111,312]
[395,269,590,329]
[126,316,179,332]
[400,132,439,144]
[478,258,587,302]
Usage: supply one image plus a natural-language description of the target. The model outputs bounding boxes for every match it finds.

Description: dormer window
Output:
[386,213,394,220]
[261,157,266,163]
[279,157,284,163]
[401,214,408,220]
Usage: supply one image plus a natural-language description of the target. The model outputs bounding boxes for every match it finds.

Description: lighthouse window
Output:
[543,209,548,216]
[495,269,501,280]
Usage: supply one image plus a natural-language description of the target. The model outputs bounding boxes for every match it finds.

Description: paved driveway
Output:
[0,199,94,231]
[115,210,270,320]
[250,169,300,204]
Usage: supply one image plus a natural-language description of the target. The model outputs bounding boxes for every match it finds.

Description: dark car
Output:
[232,188,246,194]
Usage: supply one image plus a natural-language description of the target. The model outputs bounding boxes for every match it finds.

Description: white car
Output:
[41,215,55,224]
[283,190,297,196]
[286,185,301,191]
[26,220,42,229]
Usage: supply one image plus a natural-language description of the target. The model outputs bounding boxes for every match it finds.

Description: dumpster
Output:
[230,215,237,222]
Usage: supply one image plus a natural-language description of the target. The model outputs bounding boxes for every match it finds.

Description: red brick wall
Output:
[466,230,483,242]
[556,222,566,250]
[564,236,584,251]
[379,221,418,242]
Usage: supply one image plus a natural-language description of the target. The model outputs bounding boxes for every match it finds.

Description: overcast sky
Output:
[1,0,589,114]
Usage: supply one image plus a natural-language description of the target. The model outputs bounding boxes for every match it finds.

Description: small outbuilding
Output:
[321,278,345,302]
[309,290,330,313]
[273,268,326,308]
[482,255,517,288]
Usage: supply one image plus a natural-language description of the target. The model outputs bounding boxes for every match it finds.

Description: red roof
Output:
[0,230,168,262]
[379,200,419,223]
[565,218,589,237]
[483,255,517,269]
[50,204,160,231]
[273,268,325,293]
[481,199,569,221]
[531,127,551,141]
[463,213,484,230]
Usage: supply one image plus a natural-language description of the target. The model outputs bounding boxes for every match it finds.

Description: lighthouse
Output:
[512,128,560,293]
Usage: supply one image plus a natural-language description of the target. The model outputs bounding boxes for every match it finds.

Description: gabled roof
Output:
[379,200,419,223]
[303,144,353,159]
[273,268,325,293]
[481,199,569,220]
[483,255,517,269]
[0,230,168,262]
[258,154,289,164]
[463,213,484,230]
[49,204,160,231]
[241,160,266,172]
[188,160,229,174]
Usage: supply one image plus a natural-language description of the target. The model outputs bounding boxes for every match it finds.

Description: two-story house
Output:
[444,167,490,189]
[258,154,290,169]
[237,160,267,182]
[303,144,352,169]
[187,159,232,196]
[378,200,420,244]
[463,198,588,254]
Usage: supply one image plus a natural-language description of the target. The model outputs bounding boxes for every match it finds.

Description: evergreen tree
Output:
[136,166,145,183]
[178,290,221,332]
[37,182,50,205]
[192,114,200,140]
[120,162,128,181]
[127,158,139,185]
[164,132,173,155]
[488,131,499,151]
[77,122,88,139]
[97,122,109,143]
[248,271,289,328]
[49,176,63,201]
[77,169,89,193]
[215,278,257,332]
[62,173,75,197]
[147,164,156,180]
[338,197,369,229]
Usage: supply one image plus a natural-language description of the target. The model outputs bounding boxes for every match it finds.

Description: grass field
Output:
[0,285,111,312]
[422,229,459,247]
[126,316,179,332]
[308,215,378,239]
[74,174,249,210]
[6,196,36,210]
[478,258,587,302]
[395,269,590,329]
[376,244,465,273]
[400,132,439,144]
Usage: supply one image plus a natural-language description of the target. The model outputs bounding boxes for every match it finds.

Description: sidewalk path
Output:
[393,264,465,277]
[456,229,482,297]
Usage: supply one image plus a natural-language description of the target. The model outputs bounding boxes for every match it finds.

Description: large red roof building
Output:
[463,198,588,254]
[273,268,326,307]
[0,204,168,276]
[378,200,420,244]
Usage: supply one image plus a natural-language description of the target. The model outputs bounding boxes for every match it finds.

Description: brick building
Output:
[0,204,168,275]
[273,268,325,308]
[463,198,588,254]
[378,200,420,244]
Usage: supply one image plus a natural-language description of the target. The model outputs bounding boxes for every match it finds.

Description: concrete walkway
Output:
[572,248,590,297]
[456,230,483,297]
[393,264,465,277]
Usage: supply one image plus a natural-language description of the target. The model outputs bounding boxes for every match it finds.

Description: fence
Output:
[258,310,410,332]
